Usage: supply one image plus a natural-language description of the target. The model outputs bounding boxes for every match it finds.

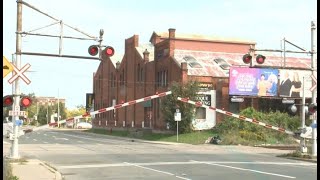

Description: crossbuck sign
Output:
[8,63,31,85]
[310,74,317,92]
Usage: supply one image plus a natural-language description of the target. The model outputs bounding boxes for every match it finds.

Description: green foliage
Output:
[216,107,300,145]
[161,81,200,133]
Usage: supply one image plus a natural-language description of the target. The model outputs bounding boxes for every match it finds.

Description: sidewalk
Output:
[3,143,62,180]
[9,158,62,180]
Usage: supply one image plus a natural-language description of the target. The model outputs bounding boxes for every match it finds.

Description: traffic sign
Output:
[15,120,23,126]
[9,111,26,116]
[3,56,14,78]
[310,74,317,92]
[8,63,31,85]
[230,97,244,103]
[282,98,295,104]
[174,112,181,121]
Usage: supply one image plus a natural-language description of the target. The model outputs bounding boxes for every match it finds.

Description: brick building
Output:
[92,28,313,131]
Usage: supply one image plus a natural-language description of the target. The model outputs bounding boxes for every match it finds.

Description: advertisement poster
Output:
[229,67,279,97]
[279,69,314,98]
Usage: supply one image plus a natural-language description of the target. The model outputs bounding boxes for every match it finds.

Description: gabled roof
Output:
[110,54,123,68]
[173,49,313,78]
[135,43,155,61]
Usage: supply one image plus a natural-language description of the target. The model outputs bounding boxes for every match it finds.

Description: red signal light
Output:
[242,54,252,64]
[3,95,14,107]
[308,103,317,114]
[256,55,266,64]
[88,45,99,56]
[103,46,115,57]
[20,96,32,108]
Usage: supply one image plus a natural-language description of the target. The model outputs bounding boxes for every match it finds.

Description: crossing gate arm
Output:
[177,97,295,136]
[45,91,172,127]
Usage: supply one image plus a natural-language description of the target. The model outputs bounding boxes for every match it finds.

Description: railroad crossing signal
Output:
[8,63,31,85]
[3,56,14,78]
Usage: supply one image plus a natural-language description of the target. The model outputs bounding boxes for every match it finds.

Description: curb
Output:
[283,157,317,163]
[67,130,189,146]
[40,161,63,180]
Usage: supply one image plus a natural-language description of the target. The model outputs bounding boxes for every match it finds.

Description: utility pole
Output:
[10,0,23,159]
[300,77,307,153]
[310,21,317,156]
[58,89,60,128]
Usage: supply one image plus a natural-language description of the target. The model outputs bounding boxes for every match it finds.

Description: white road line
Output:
[54,138,69,141]
[124,162,191,180]
[33,139,38,141]
[59,163,131,169]
[44,134,47,136]
[97,143,103,145]
[57,161,316,169]
[77,141,83,143]
[191,160,296,179]
[3,141,10,144]
[43,142,48,144]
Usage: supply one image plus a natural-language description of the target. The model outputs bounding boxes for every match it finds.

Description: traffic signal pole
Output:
[10,0,23,159]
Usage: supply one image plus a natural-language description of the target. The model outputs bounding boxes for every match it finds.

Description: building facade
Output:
[92,28,313,131]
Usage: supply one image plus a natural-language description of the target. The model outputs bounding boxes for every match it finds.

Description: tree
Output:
[161,81,200,133]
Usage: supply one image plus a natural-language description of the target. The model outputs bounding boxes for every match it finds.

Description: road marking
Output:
[97,143,103,145]
[57,161,315,169]
[33,139,37,141]
[191,160,296,179]
[3,141,10,144]
[77,141,83,143]
[54,138,69,141]
[124,162,191,180]
[44,134,47,136]
[43,142,48,144]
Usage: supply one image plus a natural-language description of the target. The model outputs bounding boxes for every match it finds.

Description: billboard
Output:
[229,67,316,98]
[229,67,279,97]
[279,69,314,98]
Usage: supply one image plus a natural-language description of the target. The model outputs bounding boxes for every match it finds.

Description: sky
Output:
[3,0,317,109]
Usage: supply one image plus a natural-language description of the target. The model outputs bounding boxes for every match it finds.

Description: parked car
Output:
[76,122,92,129]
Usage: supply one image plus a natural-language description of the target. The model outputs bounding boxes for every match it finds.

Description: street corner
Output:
[9,158,63,180]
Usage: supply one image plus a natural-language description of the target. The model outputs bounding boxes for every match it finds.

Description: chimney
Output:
[116,61,121,69]
[143,49,150,63]
[168,28,176,39]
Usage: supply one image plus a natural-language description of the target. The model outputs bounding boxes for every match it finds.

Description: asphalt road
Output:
[3,129,317,180]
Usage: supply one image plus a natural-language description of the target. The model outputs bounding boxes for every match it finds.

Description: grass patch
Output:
[86,128,219,145]
[86,128,129,137]
[85,127,298,146]
[277,150,313,159]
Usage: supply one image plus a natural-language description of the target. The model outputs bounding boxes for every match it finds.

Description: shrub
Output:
[215,107,300,145]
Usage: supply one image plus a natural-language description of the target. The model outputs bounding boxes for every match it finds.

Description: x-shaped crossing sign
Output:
[8,63,31,85]
[310,74,317,92]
